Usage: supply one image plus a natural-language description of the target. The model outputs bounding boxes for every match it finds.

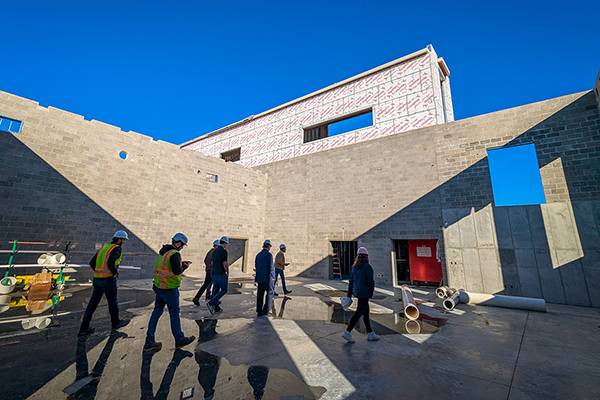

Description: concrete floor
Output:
[1,277,599,399]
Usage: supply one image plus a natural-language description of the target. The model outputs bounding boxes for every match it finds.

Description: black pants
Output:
[193,272,213,301]
[347,298,372,333]
[256,282,269,316]
[80,277,119,329]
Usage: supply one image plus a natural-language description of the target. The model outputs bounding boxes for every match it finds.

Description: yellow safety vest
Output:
[94,243,122,278]
[153,249,182,289]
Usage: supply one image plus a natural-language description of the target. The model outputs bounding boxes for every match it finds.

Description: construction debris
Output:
[436,286,547,312]
[400,285,420,320]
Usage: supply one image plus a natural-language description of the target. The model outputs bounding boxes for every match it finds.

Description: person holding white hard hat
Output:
[78,230,130,336]
[342,246,380,343]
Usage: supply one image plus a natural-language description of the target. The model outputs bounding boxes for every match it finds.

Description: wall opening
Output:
[0,115,22,134]
[304,109,372,143]
[221,147,241,162]
[331,241,357,279]
[487,143,546,206]
[393,240,410,284]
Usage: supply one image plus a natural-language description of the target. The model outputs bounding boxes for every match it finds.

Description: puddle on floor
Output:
[315,289,385,300]
[66,332,325,400]
[270,296,443,335]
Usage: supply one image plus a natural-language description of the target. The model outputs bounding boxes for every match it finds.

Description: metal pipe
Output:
[443,291,461,311]
[400,285,420,321]
[458,290,546,312]
[435,286,455,299]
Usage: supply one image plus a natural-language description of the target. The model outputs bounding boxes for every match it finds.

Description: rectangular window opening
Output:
[487,143,546,206]
[221,147,241,162]
[206,173,219,183]
[304,109,372,143]
[0,115,22,134]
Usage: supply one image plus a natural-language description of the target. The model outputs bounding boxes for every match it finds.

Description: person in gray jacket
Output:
[342,247,380,343]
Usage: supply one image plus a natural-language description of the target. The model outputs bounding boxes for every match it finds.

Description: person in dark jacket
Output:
[342,247,380,343]
[78,230,130,336]
[193,239,219,306]
[254,240,273,317]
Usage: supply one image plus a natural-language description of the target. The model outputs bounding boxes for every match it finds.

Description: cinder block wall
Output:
[0,91,268,278]
[258,90,600,306]
[183,46,452,167]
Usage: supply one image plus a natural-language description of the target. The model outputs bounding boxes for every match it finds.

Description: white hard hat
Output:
[280,243,286,249]
[341,296,353,309]
[219,236,229,244]
[113,230,129,240]
[357,247,368,255]
[212,239,220,246]
[172,233,189,245]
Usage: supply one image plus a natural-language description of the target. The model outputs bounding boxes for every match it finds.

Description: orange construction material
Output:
[28,272,52,301]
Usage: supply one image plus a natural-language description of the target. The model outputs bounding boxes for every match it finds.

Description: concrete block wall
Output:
[183,46,452,167]
[258,89,600,306]
[0,91,268,278]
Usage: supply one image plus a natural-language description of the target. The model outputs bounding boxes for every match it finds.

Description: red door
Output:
[408,240,442,284]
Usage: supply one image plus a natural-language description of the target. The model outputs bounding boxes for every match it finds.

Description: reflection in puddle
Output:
[271,296,443,335]
[315,289,385,300]
[65,318,325,400]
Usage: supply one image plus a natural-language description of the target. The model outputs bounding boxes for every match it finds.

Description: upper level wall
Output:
[0,91,268,278]
[183,46,452,167]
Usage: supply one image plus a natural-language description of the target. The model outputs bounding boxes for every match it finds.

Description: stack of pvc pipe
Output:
[400,285,420,321]
[436,286,547,312]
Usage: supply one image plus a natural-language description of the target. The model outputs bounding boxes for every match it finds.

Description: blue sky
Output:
[1,1,598,144]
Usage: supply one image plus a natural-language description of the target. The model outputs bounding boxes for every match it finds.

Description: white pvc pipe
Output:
[400,285,420,321]
[458,290,546,312]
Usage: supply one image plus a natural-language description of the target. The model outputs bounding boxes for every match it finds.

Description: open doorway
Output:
[331,241,357,279]
[227,238,248,273]
[392,239,442,286]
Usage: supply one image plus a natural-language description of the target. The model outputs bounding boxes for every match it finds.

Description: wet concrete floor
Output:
[1,277,599,399]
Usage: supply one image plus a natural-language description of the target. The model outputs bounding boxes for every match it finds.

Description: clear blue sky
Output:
[2,1,598,144]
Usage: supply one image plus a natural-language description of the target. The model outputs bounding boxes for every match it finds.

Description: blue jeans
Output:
[80,277,119,329]
[146,286,184,344]
[208,275,228,307]
[274,268,288,292]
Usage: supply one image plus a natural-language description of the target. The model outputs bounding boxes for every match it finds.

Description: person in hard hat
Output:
[78,230,130,336]
[192,239,219,306]
[342,247,380,343]
[206,236,229,314]
[144,233,196,351]
[274,243,292,296]
[254,240,273,317]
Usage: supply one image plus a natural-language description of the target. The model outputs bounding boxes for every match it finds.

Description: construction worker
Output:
[274,243,292,296]
[206,235,229,314]
[192,239,218,306]
[144,233,196,351]
[78,230,130,336]
[254,240,273,317]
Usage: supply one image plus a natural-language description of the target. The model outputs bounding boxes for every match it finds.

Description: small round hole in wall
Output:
[119,151,128,160]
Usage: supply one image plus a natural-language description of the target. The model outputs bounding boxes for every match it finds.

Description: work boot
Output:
[112,319,130,330]
[192,297,200,306]
[284,290,292,295]
[273,292,279,297]
[214,305,223,313]
[77,327,95,337]
[143,342,162,352]
[175,335,196,348]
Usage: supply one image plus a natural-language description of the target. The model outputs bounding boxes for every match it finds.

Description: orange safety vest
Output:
[153,249,182,289]
[94,243,122,278]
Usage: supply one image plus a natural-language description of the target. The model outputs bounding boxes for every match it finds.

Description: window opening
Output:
[487,143,546,206]
[221,148,241,162]
[304,109,372,143]
[0,116,22,134]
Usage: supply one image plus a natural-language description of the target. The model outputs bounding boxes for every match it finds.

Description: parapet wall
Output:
[0,91,268,277]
